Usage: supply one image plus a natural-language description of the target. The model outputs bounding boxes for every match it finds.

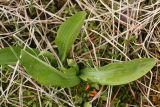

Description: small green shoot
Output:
[0,11,156,88]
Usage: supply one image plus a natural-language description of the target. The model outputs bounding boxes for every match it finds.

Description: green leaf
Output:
[20,50,80,87]
[0,46,39,65]
[55,11,87,62]
[80,58,156,85]
[0,46,21,64]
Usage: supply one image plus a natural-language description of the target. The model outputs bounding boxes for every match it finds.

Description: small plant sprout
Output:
[0,11,156,88]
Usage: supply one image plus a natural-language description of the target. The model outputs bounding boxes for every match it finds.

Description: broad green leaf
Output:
[55,11,87,62]
[0,46,57,65]
[0,46,39,65]
[20,50,80,87]
[80,58,156,85]
[0,46,21,64]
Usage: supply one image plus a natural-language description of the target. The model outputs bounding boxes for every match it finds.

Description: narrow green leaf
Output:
[55,11,87,62]
[20,50,80,87]
[80,58,156,85]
